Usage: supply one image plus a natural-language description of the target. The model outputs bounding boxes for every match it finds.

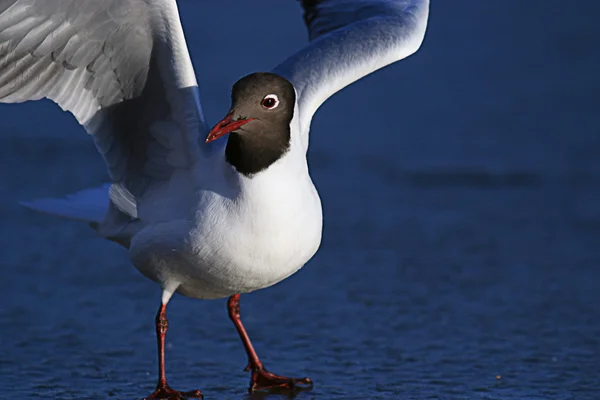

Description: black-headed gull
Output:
[0,0,429,397]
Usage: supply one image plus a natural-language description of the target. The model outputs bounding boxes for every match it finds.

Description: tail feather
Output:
[20,184,110,224]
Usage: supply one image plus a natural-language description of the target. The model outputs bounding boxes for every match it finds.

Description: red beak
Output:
[205,113,255,143]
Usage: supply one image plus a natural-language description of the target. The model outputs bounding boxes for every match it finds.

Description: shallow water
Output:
[1,1,599,399]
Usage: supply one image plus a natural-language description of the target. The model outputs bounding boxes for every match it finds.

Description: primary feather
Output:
[0,0,207,234]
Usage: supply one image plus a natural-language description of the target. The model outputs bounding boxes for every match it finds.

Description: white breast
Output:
[129,148,323,300]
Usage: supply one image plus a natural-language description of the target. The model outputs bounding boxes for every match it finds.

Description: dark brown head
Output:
[206,72,296,176]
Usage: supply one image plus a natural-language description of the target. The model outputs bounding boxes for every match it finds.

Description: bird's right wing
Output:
[0,0,208,219]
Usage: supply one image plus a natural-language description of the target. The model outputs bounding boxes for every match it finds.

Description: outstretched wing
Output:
[0,0,207,215]
[274,0,429,145]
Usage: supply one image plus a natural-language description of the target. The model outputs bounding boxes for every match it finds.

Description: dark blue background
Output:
[1,1,599,399]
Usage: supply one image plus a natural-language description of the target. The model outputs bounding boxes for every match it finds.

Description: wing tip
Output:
[20,184,111,223]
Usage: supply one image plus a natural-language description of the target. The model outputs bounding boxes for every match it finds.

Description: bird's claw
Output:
[143,384,203,400]
[248,366,313,393]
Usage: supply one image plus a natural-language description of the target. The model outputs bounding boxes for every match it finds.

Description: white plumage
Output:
[0,0,429,394]
[1,0,429,299]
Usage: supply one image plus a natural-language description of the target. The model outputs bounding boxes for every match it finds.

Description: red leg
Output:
[143,304,203,400]
[227,294,313,393]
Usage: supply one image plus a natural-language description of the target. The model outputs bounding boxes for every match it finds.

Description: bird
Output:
[0,0,429,398]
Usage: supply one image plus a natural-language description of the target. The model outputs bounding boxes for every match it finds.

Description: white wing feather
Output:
[0,0,207,214]
[274,0,429,145]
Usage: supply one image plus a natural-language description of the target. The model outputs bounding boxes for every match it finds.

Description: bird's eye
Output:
[261,94,279,110]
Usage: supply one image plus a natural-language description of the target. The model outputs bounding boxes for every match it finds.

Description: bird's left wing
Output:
[274,0,429,146]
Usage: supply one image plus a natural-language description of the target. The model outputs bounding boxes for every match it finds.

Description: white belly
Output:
[128,179,323,299]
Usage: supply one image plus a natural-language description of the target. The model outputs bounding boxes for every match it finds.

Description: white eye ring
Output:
[261,94,280,109]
